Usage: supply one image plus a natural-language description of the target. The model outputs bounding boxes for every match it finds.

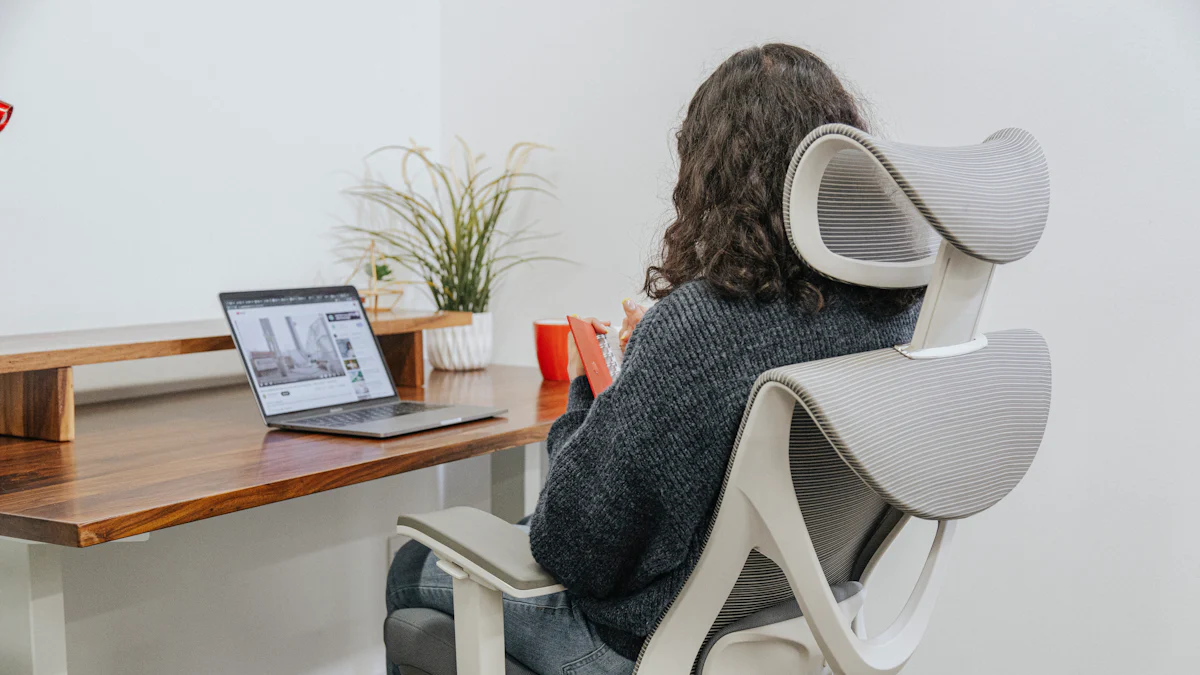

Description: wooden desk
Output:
[0,366,567,547]
[0,366,565,675]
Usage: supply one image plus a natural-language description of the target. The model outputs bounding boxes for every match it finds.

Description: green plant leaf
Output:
[341,141,561,313]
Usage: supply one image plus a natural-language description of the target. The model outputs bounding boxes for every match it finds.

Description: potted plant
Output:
[344,139,555,370]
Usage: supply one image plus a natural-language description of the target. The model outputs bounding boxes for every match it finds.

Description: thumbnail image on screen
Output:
[234,314,345,387]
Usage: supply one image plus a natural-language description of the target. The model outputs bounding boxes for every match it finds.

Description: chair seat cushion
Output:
[385,608,536,675]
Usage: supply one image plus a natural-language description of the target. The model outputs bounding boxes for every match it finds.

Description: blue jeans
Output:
[386,530,636,675]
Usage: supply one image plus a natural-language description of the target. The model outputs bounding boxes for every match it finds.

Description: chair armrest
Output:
[397,507,565,598]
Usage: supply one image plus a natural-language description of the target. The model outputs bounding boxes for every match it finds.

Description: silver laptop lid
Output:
[220,286,400,424]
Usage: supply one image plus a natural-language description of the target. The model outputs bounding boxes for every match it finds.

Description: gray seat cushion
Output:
[385,608,536,675]
[696,581,863,673]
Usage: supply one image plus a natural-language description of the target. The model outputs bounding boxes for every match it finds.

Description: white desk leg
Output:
[0,539,68,675]
[488,443,547,522]
[523,442,546,516]
[0,534,148,675]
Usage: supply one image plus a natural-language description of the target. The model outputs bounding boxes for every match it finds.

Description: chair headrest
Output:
[783,124,1050,288]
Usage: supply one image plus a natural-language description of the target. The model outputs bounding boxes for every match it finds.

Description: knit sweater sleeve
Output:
[529,293,733,600]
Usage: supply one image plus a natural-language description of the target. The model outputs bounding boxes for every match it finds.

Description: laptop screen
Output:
[222,288,397,417]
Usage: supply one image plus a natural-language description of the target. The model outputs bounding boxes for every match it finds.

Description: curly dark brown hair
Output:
[644,43,922,315]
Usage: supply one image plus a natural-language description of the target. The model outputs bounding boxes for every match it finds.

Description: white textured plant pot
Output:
[427,312,494,371]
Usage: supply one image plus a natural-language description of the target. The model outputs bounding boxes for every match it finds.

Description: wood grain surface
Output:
[0,368,76,442]
[0,366,565,547]
[379,332,425,388]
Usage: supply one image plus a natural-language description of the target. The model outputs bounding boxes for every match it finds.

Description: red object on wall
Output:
[0,100,12,133]
[534,319,571,382]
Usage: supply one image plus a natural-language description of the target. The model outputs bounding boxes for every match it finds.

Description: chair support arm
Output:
[397,506,565,598]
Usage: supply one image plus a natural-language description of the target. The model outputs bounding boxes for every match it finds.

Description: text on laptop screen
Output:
[223,290,396,416]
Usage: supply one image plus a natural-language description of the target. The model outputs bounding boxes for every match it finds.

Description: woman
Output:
[387,43,922,675]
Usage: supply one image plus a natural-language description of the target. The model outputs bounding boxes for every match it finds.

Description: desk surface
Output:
[0,366,566,547]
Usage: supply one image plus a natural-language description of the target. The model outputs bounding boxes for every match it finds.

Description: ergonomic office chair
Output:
[386,123,1052,675]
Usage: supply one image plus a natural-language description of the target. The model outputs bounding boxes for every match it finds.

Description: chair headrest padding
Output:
[784,124,1050,287]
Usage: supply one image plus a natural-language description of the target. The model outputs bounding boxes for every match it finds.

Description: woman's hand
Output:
[618,299,647,354]
[567,316,610,380]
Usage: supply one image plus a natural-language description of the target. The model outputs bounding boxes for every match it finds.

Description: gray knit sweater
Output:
[529,280,920,659]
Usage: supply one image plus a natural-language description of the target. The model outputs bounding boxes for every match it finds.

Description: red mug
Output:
[534,319,571,381]
[0,100,12,133]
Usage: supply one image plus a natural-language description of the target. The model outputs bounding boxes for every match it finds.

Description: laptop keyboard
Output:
[298,402,445,428]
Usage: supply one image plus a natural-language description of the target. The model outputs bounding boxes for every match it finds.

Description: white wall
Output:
[4,1,1198,673]
[2,3,461,675]
[0,0,442,395]
[440,0,1200,672]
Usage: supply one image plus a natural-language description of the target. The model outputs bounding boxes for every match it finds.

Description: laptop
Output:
[220,286,505,438]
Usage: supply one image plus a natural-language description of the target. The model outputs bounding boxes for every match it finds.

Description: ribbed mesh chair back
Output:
[692,411,895,658]
[763,329,1051,520]
[657,331,1050,674]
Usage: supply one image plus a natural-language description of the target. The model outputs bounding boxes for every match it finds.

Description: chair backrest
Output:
[633,124,1052,675]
